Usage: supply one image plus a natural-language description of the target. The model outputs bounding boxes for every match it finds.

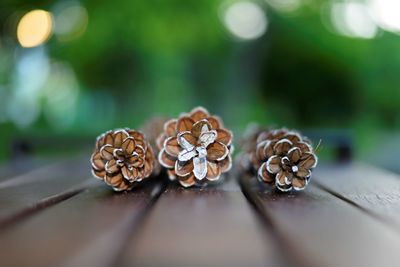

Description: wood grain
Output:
[0,158,93,227]
[314,163,400,229]
[119,177,289,267]
[0,157,50,182]
[0,179,166,267]
[2,159,400,267]
[0,158,81,189]
[240,174,400,267]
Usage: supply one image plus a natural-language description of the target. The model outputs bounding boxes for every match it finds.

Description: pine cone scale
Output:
[164,119,178,137]
[190,107,209,121]
[100,133,113,149]
[296,168,310,178]
[105,159,119,174]
[300,153,317,168]
[158,149,176,168]
[114,131,129,147]
[216,128,233,146]
[266,155,281,174]
[177,117,195,132]
[274,139,292,155]
[179,173,196,187]
[135,146,146,158]
[191,120,210,138]
[207,116,222,129]
[120,138,134,154]
[292,177,307,190]
[220,155,232,173]
[91,152,104,170]
[258,162,274,183]
[100,145,114,160]
[206,142,228,161]
[177,132,196,149]
[288,146,300,159]
[92,169,106,180]
[164,137,180,156]
[206,161,221,180]
[175,160,193,176]
[131,157,144,168]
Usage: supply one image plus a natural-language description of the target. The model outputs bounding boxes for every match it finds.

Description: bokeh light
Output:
[330,2,377,39]
[0,86,7,123]
[368,0,400,34]
[17,10,53,48]
[266,0,301,13]
[7,47,50,127]
[222,1,268,40]
[53,1,88,41]
[42,62,80,129]
[0,0,399,168]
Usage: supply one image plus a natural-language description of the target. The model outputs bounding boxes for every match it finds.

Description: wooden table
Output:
[1,157,400,267]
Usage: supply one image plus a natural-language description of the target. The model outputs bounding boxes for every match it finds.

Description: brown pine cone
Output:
[236,123,267,172]
[140,117,168,176]
[90,129,155,191]
[140,117,168,156]
[157,107,233,187]
[255,128,318,191]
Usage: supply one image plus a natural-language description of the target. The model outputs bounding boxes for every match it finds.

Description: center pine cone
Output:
[157,107,233,187]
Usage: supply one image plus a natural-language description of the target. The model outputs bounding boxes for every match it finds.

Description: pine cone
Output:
[140,117,168,176]
[90,129,155,191]
[140,117,167,152]
[236,123,267,172]
[255,128,318,191]
[157,107,233,187]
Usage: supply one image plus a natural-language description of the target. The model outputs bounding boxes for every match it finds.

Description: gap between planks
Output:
[0,179,95,231]
[3,160,400,267]
[239,175,318,267]
[0,157,167,267]
[0,178,167,267]
[313,179,400,235]
[0,158,94,230]
[60,179,167,267]
[117,177,290,267]
[0,158,81,189]
[313,163,400,235]
[239,172,400,267]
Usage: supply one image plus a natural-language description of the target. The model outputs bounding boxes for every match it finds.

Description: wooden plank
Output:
[0,158,93,228]
[0,157,50,182]
[0,158,80,189]
[119,179,288,267]
[0,179,166,267]
[314,163,400,228]
[240,174,400,267]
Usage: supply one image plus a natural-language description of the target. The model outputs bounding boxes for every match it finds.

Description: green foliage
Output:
[0,0,400,161]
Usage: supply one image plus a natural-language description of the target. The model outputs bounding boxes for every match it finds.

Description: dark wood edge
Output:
[60,178,168,267]
[0,179,97,231]
[238,173,318,267]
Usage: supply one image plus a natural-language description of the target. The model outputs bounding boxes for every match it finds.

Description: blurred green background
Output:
[0,0,399,169]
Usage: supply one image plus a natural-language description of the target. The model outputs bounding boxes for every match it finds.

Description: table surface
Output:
[0,157,400,267]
